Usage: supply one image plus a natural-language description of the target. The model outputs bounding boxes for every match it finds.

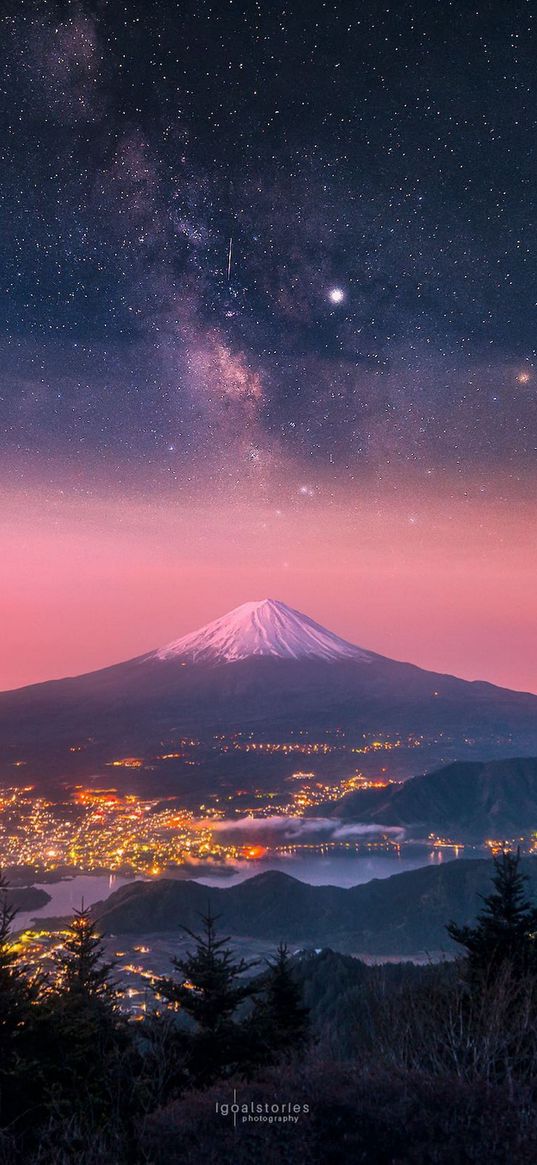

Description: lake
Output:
[15,873,134,930]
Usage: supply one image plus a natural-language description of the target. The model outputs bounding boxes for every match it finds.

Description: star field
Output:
[0,0,536,504]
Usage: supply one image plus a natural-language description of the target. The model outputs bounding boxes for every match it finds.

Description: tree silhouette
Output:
[447,850,537,983]
[252,943,310,1062]
[47,904,128,1128]
[0,871,45,1136]
[0,871,34,1043]
[55,905,118,1006]
[156,908,259,1086]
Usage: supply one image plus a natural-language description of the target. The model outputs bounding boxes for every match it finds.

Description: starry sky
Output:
[1,0,536,691]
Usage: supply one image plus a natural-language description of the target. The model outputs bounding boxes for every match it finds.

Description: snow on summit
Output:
[153,599,372,664]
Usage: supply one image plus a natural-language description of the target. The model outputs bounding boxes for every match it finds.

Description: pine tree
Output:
[251,943,310,1063]
[0,871,44,1136]
[447,850,537,983]
[0,871,34,1046]
[55,905,118,1006]
[48,905,127,1105]
[155,909,259,1086]
[35,908,138,1159]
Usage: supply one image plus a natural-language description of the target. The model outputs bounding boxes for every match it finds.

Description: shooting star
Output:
[227,236,233,281]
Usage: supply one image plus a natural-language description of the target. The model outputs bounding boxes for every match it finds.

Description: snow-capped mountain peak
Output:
[152,599,372,664]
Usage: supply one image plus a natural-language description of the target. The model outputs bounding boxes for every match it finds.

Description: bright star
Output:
[328,287,345,305]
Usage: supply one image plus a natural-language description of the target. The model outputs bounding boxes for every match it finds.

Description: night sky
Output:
[1,1,536,691]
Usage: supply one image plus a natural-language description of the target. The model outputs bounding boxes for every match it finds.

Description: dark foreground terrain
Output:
[3,852,537,1163]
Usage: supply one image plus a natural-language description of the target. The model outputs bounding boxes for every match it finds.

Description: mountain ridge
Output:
[87,858,537,956]
[321,756,537,840]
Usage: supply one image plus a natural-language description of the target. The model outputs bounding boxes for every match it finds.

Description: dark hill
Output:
[8,886,51,913]
[93,870,346,939]
[91,858,537,957]
[326,756,537,840]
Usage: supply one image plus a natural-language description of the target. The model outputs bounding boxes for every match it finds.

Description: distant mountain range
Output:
[2,600,537,793]
[90,858,537,957]
[322,756,537,840]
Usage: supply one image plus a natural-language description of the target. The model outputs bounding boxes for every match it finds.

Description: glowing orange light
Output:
[242,845,267,860]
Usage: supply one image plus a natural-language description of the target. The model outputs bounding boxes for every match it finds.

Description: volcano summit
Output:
[152,599,372,664]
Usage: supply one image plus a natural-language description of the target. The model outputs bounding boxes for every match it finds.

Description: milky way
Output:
[1,1,536,691]
[1,0,536,489]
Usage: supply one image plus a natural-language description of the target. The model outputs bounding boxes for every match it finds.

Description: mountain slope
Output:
[91,859,537,956]
[1,600,537,791]
[324,756,537,840]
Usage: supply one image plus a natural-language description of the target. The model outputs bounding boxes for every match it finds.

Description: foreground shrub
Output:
[141,1055,537,1165]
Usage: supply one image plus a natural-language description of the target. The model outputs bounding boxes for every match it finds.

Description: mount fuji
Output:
[1,598,537,795]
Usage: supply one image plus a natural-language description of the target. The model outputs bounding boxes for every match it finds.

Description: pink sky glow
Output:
[1,482,536,694]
